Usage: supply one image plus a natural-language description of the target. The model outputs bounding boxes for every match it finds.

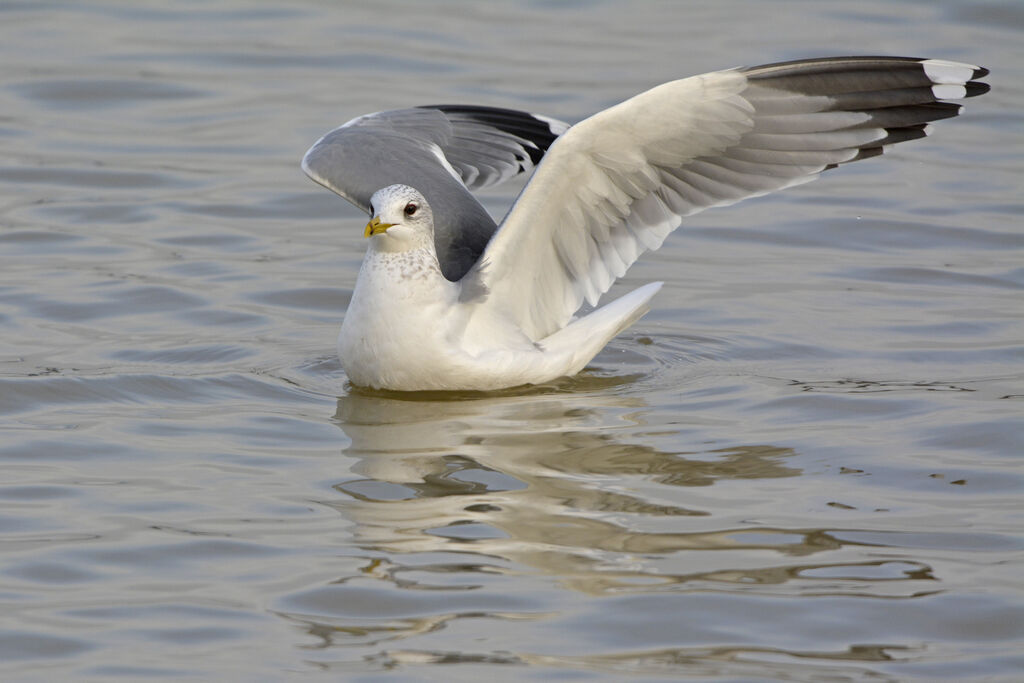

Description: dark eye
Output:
[404,203,417,216]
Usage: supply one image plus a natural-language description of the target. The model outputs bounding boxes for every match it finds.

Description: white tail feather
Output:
[540,282,663,375]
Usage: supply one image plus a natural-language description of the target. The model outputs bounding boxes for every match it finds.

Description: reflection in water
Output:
[324,388,938,601]
[517,642,906,679]
[330,388,805,580]
[272,388,944,667]
[367,642,906,677]
[324,389,954,584]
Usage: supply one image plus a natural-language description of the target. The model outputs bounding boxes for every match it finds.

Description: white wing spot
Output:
[931,84,967,100]
[922,59,978,85]
[429,143,467,186]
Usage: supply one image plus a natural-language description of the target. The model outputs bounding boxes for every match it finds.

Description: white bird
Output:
[303,56,990,391]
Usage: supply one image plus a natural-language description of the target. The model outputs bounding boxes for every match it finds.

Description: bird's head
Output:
[364,184,434,253]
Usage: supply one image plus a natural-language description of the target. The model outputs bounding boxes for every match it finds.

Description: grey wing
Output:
[301,105,568,281]
[417,105,568,188]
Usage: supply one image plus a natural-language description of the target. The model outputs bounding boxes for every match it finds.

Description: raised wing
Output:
[302,106,568,281]
[416,105,568,189]
[466,56,990,340]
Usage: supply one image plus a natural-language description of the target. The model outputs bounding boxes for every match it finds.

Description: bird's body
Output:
[303,56,990,391]
[338,186,661,390]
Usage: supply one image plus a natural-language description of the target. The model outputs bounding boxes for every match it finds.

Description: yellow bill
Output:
[364,216,394,238]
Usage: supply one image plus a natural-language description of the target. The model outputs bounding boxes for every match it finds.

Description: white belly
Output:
[338,251,465,390]
[336,244,659,391]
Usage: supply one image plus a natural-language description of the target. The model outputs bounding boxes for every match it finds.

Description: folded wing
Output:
[467,56,989,340]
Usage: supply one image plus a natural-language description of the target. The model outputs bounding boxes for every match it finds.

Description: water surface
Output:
[1,0,1022,680]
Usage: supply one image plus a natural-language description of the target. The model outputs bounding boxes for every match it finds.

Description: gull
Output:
[302,56,989,391]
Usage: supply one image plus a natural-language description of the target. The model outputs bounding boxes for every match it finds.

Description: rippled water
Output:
[1,0,1022,679]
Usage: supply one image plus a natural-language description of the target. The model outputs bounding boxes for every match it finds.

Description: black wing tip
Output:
[419,104,564,130]
[743,56,990,99]
[825,145,886,171]
[965,81,991,98]
[742,55,987,73]
[880,124,930,146]
[419,104,566,165]
[742,55,922,72]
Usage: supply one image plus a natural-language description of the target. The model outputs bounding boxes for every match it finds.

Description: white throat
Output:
[368,227,435,255]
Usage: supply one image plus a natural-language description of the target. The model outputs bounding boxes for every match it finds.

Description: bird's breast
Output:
[338,249,462,388]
